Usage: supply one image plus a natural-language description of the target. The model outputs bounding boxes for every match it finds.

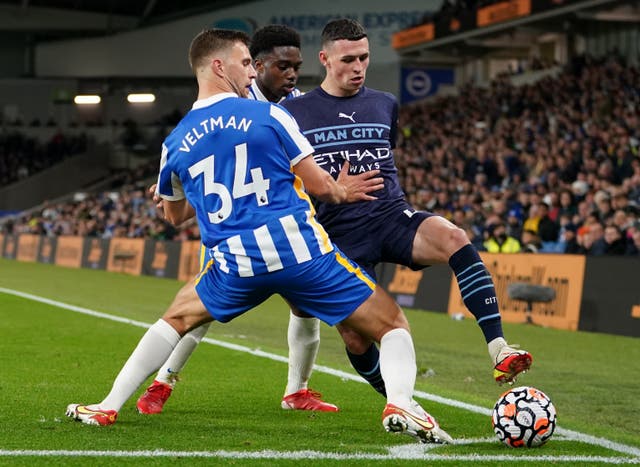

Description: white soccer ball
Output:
[492,386,557,448]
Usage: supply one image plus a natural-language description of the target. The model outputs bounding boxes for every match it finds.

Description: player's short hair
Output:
[249,25,301,59]
[189,28,250,73]
[321,18,367,47]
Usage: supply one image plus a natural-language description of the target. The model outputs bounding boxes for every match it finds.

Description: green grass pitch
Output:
[0,258,639,466]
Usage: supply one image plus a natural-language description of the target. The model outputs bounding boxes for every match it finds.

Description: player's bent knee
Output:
[162,314,212,337]
[450,225,470,248]
[434,222,470,255]
[343,287,410,342]
[337,324,372,353]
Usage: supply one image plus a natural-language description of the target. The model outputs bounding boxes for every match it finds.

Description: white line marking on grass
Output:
[0,288,154,329]
[2,287,640,462]
[1,449,639,463]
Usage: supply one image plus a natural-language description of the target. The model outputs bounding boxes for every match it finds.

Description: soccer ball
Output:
[492,386,557,448]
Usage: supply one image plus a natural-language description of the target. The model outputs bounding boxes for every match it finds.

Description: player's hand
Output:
[148,183,164,214]
[336,161,384,202]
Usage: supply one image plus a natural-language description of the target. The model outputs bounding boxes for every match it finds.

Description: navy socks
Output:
[449,244,504,342]
[346,343,387,397]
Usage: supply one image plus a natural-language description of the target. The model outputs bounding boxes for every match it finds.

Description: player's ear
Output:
[253,58,265,73]
[211,57,225,76]
[318,50,328,66]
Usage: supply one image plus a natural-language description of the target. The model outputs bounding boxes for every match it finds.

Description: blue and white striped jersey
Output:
[157,92,333,277]
[247,80,303,103]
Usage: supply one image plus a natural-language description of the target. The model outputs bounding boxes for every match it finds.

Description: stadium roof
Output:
[392,0,640,62]
[0,0,259,42]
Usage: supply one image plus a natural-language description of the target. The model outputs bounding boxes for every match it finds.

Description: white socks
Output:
[155,322,211,386]
[284,312,320,396]
[379,328,416,409]
[97,319,180,412]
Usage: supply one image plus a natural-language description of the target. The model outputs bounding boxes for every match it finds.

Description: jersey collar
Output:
[248,81,265,102]
[249,80,289,104]
[192,92,238,110]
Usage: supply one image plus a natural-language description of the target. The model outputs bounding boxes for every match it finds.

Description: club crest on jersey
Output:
[338,111,356,123]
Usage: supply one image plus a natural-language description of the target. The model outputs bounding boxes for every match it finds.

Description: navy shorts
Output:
[328,200,434,279]
[194,248,375,325]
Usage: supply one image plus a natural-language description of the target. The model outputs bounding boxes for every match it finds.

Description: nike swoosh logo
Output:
[77,406,110,417]
[402,409,435,430]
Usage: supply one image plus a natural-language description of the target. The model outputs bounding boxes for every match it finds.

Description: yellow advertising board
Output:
[178,241,204,282]
[387,266,423,295]
[55,236,83,269]
[107,238,144,275]
[448,253,585,331]
[17,234,39,262]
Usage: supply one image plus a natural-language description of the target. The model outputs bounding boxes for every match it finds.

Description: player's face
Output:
[320,37,369,97]
[225,42,257,98]
[255,46,303,103]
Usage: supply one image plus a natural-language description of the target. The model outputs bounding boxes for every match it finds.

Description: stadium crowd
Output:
[2,55,639,256]
[396,54,640,256]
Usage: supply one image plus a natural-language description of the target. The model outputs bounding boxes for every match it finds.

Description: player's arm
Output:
[149,183,195,226]
[162,199,196,226]
[292,155,383,203]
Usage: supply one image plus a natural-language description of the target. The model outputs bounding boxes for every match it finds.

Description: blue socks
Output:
[449,244,504,343]
[347,343,386,397]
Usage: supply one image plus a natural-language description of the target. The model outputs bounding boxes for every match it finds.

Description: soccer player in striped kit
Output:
[136,25,344,414]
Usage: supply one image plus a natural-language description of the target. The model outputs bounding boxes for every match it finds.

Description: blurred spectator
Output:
[521,229,542,253]
[505,208,524,240]
[537,202,560,251]
[625,230,640,255]
[483,221,521,253]
[559,223,581,254]
[591,225,627,255]
[579,222,605,255]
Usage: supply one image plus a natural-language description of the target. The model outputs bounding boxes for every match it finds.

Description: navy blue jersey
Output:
[281,86,404,235]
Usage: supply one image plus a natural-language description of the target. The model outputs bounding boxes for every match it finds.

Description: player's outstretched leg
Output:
[66,319,181,426]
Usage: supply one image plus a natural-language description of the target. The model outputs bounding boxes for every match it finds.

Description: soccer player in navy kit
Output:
[280,19,533,397]
[66,28,453,443]
[136,25,342,414]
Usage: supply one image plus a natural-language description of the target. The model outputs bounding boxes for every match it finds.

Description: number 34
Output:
[188,143,270,224]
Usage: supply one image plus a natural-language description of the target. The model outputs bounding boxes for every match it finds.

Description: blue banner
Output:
[400,67,454,104]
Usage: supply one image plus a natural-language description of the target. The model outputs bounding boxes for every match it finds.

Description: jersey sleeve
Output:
[268,104,314,166]
[156,143,186,201]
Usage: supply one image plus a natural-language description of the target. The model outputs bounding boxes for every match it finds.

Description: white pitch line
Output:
[0,448,639,463]
[1,287,639,461]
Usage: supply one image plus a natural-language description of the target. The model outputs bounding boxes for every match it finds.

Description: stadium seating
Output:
[1,56,638,256]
